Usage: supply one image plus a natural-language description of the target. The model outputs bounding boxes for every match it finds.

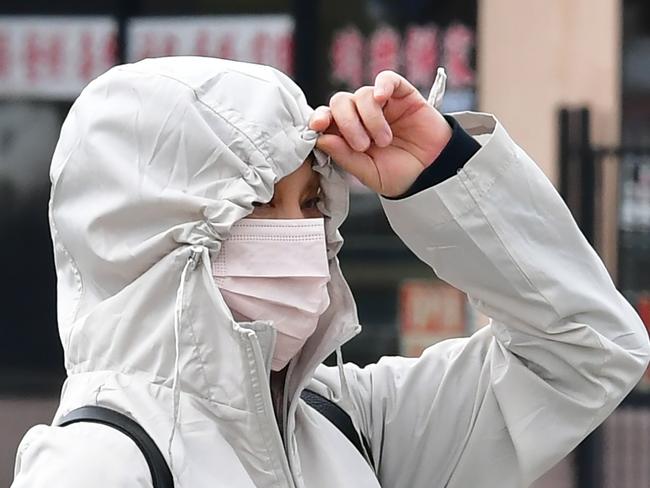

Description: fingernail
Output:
[355,136,370,152]
[377,126,392,146]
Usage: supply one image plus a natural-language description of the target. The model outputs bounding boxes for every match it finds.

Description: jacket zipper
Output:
[246,331,296,488]
[282,324,363,476]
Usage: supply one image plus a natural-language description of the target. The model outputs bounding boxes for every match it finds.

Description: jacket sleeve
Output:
[11,423,152,487]
[323,112,650,487]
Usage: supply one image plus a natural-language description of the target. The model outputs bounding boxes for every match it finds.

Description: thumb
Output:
[316,134,381,192]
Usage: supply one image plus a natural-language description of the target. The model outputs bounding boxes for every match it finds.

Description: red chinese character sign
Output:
[368,26,400,80]
[0,15,294,100]
[127,16,294,77]
[404,25,439,90]
[0,17,117,99]
[443,24,474,88]
[328,22,475,106]
[330,26,364,88]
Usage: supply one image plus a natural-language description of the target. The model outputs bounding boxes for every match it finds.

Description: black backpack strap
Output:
[301,389,374,470]
[57,406,174,488]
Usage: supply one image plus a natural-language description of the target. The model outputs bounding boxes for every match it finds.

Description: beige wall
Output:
[478,0,622,274]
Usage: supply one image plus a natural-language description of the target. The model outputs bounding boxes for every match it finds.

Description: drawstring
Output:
[168,246,203,479]
[335,346,351,405]
[427,67,447,109]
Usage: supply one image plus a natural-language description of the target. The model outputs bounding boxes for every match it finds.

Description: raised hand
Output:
[309,71,452,197]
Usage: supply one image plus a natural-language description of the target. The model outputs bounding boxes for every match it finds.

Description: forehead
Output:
[275,157,320,193]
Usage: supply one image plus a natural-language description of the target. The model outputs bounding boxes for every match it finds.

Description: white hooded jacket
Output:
[11,57,650,488]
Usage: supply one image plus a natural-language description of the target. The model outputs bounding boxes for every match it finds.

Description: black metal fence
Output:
[559,107,650,488]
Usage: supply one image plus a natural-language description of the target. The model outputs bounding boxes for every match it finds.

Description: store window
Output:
[0,1,478,389]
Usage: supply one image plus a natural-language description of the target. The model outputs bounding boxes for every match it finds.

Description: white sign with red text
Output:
[0,16,117,99]
[329,23,475,111]
[127,16,294,76]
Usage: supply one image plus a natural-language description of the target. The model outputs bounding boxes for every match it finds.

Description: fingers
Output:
[324,87,394,153]
[308,105,332,132]
[315,134,380,190]
[315,71,413,156]
[373,70,418,104]
[354,86,392,147]
[329,92,371,152]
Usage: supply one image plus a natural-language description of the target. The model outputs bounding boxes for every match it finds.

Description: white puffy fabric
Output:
[11,56,650,488]
[13,56,365,488]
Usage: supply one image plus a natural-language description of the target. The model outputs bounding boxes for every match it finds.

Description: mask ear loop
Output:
[427,67,447,109]
[167,246,203,480]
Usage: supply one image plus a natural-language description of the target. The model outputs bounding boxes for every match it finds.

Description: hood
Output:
[48,57,361,426]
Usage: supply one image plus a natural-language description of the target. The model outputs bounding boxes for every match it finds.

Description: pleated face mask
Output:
[212,218,331,371]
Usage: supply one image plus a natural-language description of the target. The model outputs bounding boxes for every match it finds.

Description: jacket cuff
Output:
[385,115,481,200]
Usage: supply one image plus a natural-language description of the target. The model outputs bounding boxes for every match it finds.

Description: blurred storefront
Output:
[0,3,478,485]
[0,0,478,384]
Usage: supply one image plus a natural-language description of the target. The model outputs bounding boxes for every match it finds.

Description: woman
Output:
[11,56,650,487]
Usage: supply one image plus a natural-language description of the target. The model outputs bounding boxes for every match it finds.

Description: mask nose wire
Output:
[167,245,204,480]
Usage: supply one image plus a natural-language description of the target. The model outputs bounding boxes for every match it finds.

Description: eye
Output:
[302,197,321,209]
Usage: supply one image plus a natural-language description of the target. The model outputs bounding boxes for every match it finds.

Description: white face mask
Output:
[212,218,331,371]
